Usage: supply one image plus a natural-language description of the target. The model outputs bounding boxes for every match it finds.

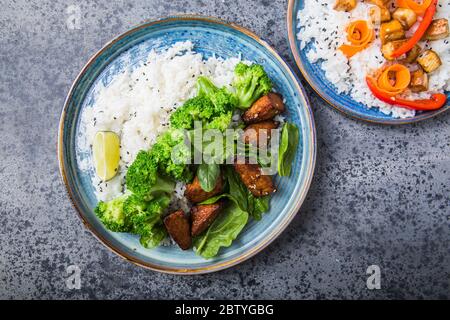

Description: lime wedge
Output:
[93,131,120,181]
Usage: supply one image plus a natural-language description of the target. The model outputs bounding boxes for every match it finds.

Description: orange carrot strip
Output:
[377,64,411,96]
[338,20,374,58]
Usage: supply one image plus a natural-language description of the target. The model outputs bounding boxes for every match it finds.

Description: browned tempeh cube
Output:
[164,210,191,250]
[242,93,285,124]
[191,202,224,237]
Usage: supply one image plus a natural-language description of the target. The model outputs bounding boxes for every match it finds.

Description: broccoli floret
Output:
[152,174,178,194]
[123,194,148,226]
[169,96,215,130]
[196,76,217,97]
[94,195,131,232]
[170,78,237,133]
[204,111,233,132]
[132,196,170,249]
[124,194,171,226]
[126,151,158,199]
[233,62,272,109]
[149,129,193,182]
[126,150,177,199]
[196,76,238,114]
[139,222,167,248]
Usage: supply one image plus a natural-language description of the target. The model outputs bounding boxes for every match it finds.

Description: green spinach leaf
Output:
[199,193,232,205]
[278,123,299,177]
[252,196,270,221]
[223,166,250,212]
[197,163,220,192]
[193,201,249,259]
[223,166,270,220]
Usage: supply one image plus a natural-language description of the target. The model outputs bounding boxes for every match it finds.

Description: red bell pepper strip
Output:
[391,0,438,59]
[366,76,447,111]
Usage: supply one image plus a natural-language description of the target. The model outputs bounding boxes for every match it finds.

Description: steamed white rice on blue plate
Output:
[297,0,449,118]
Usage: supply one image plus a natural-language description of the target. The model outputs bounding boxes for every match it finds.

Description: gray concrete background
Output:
[0,0,449,299]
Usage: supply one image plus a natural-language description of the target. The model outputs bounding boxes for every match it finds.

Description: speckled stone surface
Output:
[0,0,449,300]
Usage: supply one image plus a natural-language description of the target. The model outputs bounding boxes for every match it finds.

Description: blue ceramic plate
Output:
[58,15,316,274]
[287,0,449,124]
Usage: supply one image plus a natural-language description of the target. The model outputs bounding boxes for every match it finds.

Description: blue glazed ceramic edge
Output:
[58,15,317,274]
[287,0,449,124]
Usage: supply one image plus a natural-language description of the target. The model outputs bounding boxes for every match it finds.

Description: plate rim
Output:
[58,14,317,274]
[287,0,449,125]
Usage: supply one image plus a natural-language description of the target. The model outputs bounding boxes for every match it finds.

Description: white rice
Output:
[297,0,449,118]
[78,41,241,201]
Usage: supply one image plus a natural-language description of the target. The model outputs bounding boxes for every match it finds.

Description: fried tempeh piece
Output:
[409,67,429,92]
[242,93,285,124]
[164,210,191,250]
[402,44,421,64]
[424,19,449,41]
[380,20,405,44]
[191,202,224,237]
[185,175,223,203]
[333,0,357,12]
[417,50,442,73]
[392,8,417,30]
[243,120,279,147]
[369,5,391,23]
[382,40,421,62]
[381,39,408,60]
[233,162,276,197]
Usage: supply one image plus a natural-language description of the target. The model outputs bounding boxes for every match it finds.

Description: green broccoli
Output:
[124,194,171,226]
[169,96,215,130]
[131,196,170,249]
[233,62,272,109]
[125,151,158,199]
[204,111,233,132]
[149,129,193,182]
[94,195,131,232]
[126,150,177,199]
[196,76,238,114]
[139,222,167,248]
[170,78,237,133]
[123,194,147,222]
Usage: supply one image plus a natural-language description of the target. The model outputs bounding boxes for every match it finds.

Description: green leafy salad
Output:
[94,62,299,259]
